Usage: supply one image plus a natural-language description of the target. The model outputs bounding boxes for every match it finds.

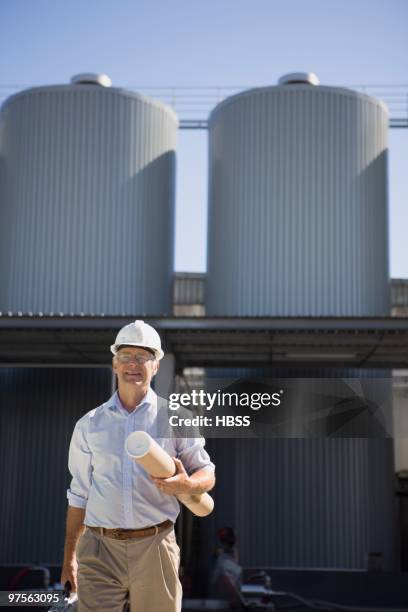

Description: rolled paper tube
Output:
[177,492,215,517]
[125,431,176,478]
[125,431,214,517]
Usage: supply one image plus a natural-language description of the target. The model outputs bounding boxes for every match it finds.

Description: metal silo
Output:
[203,74,396,572]
[0,74,177,315]
[206,73,390,316]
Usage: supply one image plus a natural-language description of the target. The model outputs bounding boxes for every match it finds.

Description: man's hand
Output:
[60,506,85,593]
[61,557,78,593]
[151,458,193,495]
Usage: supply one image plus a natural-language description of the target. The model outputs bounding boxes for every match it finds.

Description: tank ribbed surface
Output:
[206,85,390,316]
[0,85,177,314]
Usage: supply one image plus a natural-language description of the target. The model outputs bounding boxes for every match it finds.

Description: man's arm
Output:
[60,506,86,592]
[187,464,216,494]
[62,417,92,591]
[151,458,215,496]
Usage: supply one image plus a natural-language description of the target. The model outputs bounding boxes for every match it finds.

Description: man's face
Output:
[112,346,159,391]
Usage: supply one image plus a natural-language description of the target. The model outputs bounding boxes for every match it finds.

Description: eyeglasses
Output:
[116,354,155,365]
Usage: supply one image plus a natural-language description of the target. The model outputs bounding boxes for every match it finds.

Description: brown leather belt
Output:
[87,519,173,540]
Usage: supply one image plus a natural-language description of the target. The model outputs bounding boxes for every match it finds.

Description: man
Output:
[61,320,215,612]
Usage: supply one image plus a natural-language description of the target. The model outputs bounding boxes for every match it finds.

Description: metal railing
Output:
[0,84,407,128]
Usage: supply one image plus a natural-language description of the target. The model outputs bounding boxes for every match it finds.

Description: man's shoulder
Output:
[74,398,114,429]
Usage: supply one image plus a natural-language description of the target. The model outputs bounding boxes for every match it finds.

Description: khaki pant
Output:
[77,526,182,612]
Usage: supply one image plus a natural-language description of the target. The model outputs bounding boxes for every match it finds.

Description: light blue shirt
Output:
[67,387,215,528]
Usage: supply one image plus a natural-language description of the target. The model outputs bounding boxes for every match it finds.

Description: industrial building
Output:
[0,73,408,606]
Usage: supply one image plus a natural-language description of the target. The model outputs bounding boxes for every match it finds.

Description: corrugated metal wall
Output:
[393,371,408,472]
[200,367,397,570]
[0,367,111,564]
[0,85,177,315]
[206,85,390,316]
[0,367,398,570]
[173,273,205,305]
[173,274,407,311]
[391,279,408,316]
[173,273,206,316]
[391,280,408,307]
[203,437,397,570]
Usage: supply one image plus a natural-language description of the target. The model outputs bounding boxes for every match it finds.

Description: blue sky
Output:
[1,0,407,276]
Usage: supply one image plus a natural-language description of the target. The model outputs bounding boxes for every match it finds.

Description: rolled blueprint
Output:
[125,431,214,517]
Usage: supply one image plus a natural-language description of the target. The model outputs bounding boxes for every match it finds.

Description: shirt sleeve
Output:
[176,437,215,475]
[66,418,93,508]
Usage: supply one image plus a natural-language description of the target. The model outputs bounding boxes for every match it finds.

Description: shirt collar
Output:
[108,387,157,416]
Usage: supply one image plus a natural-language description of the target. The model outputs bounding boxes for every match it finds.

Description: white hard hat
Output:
[110,320,164,360]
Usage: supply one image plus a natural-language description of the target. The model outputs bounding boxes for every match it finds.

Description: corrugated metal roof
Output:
[0,315,408,368]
